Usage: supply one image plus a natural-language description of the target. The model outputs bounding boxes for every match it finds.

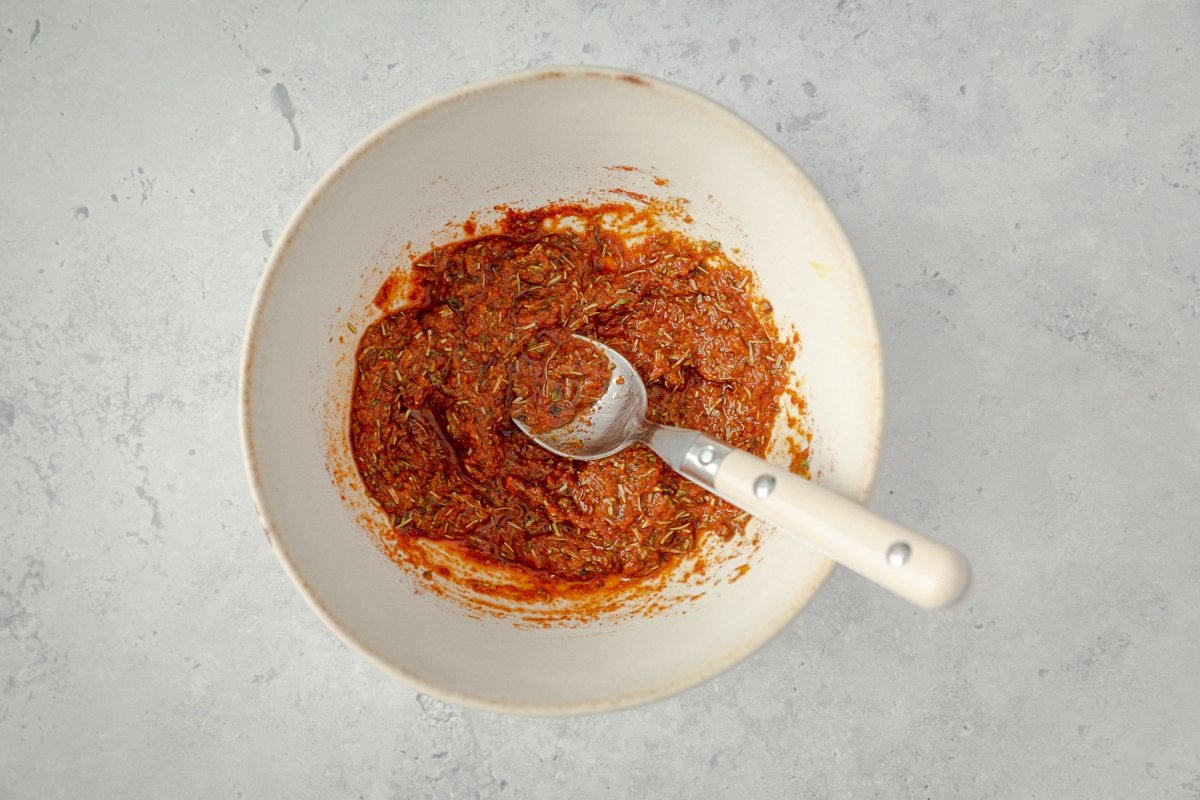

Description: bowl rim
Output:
[238,65,885,715]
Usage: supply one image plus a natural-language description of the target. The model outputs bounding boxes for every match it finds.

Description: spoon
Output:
[514,336,971,610]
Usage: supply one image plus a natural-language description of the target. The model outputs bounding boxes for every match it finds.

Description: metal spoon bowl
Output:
[515,336,971,610]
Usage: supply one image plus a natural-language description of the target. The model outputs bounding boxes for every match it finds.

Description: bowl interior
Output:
[242,68,882,713]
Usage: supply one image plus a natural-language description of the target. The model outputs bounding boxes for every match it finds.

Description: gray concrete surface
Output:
[2,0,1198,797]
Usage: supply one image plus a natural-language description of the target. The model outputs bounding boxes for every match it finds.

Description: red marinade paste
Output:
[350,204,794,583]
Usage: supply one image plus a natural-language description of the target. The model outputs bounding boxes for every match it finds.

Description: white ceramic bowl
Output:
[240,67,883,714]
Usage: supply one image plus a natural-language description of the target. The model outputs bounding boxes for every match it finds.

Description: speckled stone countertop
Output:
[2,1,1198,797]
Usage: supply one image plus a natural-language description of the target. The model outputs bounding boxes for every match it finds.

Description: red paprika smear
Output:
[511,329,612,434]
[350,203,793,584]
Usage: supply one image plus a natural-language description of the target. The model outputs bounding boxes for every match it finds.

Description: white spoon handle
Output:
[673,433,970,610]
